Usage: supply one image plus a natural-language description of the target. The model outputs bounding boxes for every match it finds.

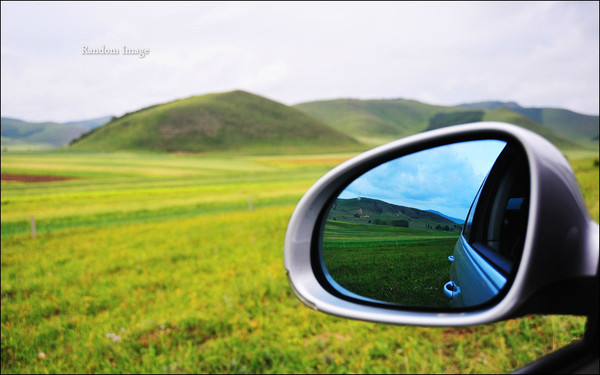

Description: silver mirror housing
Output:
[284,122,598,326]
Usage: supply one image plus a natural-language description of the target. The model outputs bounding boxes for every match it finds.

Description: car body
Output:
[447,141,530,308]
[284,122,598,372]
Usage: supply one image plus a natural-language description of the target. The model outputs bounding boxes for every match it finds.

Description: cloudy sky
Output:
[339,140,507,220]
[1,1,598,123]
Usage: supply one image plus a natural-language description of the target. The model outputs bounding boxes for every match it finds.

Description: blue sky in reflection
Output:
[338,140,507,221]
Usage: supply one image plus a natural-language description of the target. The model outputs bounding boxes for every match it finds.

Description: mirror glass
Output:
[321,139,528,308]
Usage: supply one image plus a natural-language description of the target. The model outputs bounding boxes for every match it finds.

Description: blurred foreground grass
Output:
[1,151,597,373]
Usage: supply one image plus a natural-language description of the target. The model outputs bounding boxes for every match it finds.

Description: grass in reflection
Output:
[322,220,458,307]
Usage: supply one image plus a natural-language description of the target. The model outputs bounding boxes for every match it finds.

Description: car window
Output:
[462,145,530,275]
[462,176,485,241]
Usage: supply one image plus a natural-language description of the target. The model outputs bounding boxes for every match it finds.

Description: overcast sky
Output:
[1,1,598,123]
[339,140,507,220]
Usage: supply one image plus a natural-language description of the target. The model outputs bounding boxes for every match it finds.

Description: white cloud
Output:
[340,140,507,219]
[1,1,598,122]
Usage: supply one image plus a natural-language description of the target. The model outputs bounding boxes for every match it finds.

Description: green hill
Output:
[294,98,455,145]
[1,116,112,151]
[1,118,85,151]
[482,108,579,149]
[459,101,599,147]
[328,197,462,233]
[69,90,361,154]
[295,98,587,150]
[540,108,599,145]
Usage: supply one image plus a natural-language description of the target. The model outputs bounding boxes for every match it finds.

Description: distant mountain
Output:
[65,116,114,130]
[69,90,361,154]
[458,101,523,111]
[1,116,111,151]
[425,210,465,224]
[328,197,462,232]
[295,98,589,150]
[459,101,599,146]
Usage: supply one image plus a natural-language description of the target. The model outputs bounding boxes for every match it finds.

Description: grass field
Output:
[323,221,458,307]
[1,151,597,373]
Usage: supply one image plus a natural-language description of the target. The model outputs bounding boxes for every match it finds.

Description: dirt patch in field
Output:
[1,173,76,183]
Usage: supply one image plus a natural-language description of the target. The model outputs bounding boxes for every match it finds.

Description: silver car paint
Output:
[449,235,507,307]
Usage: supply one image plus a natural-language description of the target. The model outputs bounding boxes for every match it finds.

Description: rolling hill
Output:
[328,197,462,232]
[69,90,361,154]
[6,92,597,154]
[1,116,110,151]
[459,101,599,146]
[65,116,114,130]
[295,98,592,150]
[294,98,451,145]
[425,210,465,224]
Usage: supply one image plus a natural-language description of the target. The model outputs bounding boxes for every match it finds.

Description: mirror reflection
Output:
[321,139,529,308]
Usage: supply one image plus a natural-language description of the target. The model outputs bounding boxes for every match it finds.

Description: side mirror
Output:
[284,122,598,326]
[321,139,525,309]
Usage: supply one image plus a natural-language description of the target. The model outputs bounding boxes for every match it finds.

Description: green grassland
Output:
[1,151,598,373]
[1,138,56,152]
[323,221,458,306]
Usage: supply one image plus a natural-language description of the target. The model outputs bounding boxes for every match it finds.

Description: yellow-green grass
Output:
[569,156,599,222]
[1,152,597,373]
